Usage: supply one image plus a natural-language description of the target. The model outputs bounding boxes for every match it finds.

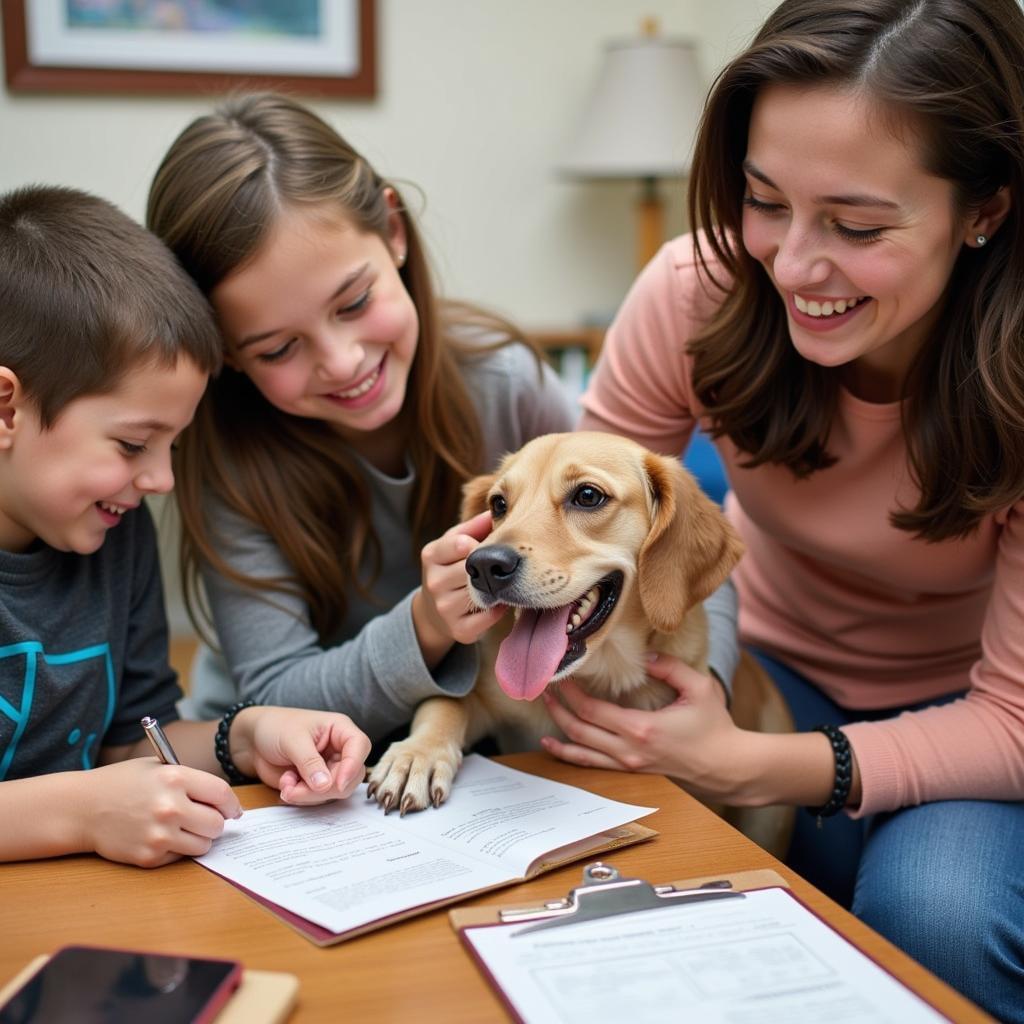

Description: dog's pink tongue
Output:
[495,605,572,701]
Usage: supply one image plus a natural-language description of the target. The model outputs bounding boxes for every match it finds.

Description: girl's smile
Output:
[212,202,417,468]
[323,354,387,409]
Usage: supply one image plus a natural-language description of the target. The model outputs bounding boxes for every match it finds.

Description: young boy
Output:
[0,185,371,867]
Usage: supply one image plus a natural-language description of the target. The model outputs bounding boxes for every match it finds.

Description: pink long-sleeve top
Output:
[580,234,1024,816]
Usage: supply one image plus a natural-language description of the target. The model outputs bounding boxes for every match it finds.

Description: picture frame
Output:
[1,0,375,98]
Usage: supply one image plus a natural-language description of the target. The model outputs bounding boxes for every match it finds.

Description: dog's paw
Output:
[366,739,463,815]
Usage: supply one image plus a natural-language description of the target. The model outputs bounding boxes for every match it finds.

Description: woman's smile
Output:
[788,292,872,332]
[742,83,970,399]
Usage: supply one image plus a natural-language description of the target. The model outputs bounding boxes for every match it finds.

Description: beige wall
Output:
[0,0,770,632]
[1,1,771,325]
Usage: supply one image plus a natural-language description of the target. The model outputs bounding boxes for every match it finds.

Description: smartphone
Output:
[0,945,242,1024]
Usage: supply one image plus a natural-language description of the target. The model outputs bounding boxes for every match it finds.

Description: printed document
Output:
[462,886,948,1023]
[195,755,655,936]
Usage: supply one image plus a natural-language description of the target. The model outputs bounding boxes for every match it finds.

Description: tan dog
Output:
[368,432,793,854]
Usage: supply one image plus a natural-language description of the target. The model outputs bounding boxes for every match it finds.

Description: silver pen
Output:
[141,716,180,765]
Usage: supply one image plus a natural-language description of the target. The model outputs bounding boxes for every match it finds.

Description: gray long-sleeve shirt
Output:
[182,340,740,733]
[182,342,578,736]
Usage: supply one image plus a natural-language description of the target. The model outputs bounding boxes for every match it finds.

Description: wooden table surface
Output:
[1,754,991,1023]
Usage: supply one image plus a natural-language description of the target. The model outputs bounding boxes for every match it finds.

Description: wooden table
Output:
[1,754,990,1023]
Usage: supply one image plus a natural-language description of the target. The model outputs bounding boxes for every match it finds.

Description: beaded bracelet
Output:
[215,699,259,785]
[806,723,852,826]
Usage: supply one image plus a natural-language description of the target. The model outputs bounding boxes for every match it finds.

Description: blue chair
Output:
[683,428,728,505]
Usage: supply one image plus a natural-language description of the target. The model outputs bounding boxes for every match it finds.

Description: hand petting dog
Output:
[540,654,745,803]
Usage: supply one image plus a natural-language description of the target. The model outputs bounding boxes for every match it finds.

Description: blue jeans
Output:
[751,649,1024,1022]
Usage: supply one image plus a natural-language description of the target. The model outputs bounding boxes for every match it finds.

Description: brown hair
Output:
[147,92,535,639]
[0,185,221,427]
[688,0,1024,540]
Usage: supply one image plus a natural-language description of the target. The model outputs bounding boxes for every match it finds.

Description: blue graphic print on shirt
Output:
[0,641,115,780]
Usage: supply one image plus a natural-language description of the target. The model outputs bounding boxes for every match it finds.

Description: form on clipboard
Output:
[450,863,951,1024]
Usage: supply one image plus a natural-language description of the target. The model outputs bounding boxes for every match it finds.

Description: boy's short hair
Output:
[0,185,222,427]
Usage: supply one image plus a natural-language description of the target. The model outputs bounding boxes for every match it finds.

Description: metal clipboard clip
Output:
[500,862,745,936]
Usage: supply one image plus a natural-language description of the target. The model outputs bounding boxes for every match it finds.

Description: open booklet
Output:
[195,755,658,946]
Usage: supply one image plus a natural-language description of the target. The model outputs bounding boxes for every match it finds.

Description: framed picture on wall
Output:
[1,0,376,97]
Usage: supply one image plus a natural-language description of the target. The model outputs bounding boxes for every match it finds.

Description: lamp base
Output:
[636,177,665,271]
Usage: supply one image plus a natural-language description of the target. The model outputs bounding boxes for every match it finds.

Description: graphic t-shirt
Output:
[0,504,181,780]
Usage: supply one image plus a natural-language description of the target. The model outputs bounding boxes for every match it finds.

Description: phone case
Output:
[0,957,298,1024]
[217,969,299,1024]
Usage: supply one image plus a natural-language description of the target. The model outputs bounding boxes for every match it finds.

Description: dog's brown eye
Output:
[571,484,607,509]
[489,494,508,518]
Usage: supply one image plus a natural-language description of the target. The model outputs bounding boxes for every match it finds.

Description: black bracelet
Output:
[806,724,852,826]
[215,700,259,785]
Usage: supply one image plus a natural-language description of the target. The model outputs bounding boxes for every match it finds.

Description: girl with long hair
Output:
[146,93,576,742]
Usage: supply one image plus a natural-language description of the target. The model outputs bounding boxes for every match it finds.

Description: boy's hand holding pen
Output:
[106,707,369,867]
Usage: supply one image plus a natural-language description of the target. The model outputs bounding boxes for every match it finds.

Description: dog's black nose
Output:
[466,545,521,598]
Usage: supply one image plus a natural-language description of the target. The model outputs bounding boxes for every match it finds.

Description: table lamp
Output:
[559,20,704,271]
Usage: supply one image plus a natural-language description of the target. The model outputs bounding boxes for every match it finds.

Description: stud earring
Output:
[976,234,988,247]
[396,250,407,267]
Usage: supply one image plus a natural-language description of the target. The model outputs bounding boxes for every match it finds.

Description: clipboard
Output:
[450,862,787,932]
[450,863,951,1024]
[0,956,299,1024]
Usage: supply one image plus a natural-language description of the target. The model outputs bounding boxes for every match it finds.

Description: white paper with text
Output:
[463,885,948,1024]
[195,755,655,935]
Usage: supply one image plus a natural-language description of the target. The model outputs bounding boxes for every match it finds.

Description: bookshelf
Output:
[529,326,606,402]
[530,327,605,364]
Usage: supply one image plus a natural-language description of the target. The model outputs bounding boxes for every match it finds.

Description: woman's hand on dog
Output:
[540,652,750,803]
[413,510,507,668]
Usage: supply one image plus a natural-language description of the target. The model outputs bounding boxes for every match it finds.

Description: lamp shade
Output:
[559,36,704,180]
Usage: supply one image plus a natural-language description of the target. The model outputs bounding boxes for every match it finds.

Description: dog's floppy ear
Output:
[460,472,499,521]
[638,451,744,633]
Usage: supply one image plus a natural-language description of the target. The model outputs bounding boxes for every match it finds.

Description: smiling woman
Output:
[740,83,983,400]
[546,0,1024,1019]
